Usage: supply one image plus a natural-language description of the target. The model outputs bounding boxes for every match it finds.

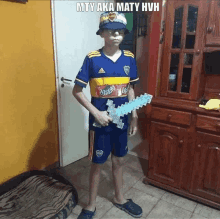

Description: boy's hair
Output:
[96,11,130,35]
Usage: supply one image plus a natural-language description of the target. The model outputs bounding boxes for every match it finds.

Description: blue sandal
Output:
[113,199,143,218]
[77,208,96,219]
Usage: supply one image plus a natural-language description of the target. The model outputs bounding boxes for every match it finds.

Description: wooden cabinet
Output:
[144,0,220,210]
[160,0,205,100]
[205,0,220,46]
[191,132,220,203]
[148,122,187,189]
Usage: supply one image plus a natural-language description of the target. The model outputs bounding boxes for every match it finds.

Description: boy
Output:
[73,11,142,219]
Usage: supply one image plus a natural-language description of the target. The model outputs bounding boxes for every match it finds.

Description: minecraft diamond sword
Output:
[93,93,153,129]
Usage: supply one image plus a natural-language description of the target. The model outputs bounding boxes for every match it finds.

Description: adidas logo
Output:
[98,68,105,73]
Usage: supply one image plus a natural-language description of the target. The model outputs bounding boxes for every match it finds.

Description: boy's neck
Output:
[103,45,121,56]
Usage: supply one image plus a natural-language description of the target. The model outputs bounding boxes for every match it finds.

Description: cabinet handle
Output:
[207,26,213,33]
[198,144,201,148]
[209,146,220,151]
[179,140,184,145]
[167,114,172,119]
[216,123,220,128]
[195,50,200,55]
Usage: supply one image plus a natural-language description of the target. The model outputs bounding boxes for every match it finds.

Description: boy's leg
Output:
[84,162,101,211]
[111,154,128,204]
[110,129,143,218]
[111,128,128,204]
[84,129,112,211]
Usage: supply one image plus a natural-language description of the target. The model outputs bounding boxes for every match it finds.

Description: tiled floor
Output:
[56,154,220,219]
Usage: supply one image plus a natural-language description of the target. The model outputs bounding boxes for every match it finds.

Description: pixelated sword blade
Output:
[93,93,153,129]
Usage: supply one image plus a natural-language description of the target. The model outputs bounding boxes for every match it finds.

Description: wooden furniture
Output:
[144,0,220,209]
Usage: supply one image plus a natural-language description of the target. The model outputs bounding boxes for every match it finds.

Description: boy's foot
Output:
[77,206,96,219]
[113,197,127,205]
[84,205,96,212]
[113,198,143,218]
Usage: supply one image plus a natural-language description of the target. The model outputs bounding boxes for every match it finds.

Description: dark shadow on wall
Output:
[2,0,28,4]
[28,92,60,172]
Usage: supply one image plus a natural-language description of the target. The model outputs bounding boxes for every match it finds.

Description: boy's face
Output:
[100,29,125,47]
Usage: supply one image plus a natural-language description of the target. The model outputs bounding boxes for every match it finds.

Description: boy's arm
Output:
[72,84,112,126]
[127,85,138,118]
[127,85,138,136]
[72,84,99,117]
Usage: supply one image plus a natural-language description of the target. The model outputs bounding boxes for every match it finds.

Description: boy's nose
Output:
[114,31,119,35]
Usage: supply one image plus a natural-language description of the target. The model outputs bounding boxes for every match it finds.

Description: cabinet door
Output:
[161,0,205,100]
[148,121,187,188]
[191,131,220,203]
[205,0,220,46]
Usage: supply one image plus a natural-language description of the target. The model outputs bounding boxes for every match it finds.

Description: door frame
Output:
[51,0,63,167]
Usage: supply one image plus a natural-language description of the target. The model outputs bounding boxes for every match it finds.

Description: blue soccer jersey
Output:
[74,47,139,132]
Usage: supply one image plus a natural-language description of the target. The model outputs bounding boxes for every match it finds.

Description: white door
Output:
[51,0,113,167]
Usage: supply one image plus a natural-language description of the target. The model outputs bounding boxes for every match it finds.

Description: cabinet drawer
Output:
[196,115,220,132]
[151,107,192,126]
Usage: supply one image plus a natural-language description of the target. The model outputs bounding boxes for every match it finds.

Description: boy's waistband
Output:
[91,84,129,98]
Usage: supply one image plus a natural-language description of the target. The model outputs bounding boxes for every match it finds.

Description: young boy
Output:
[73,11,142,219]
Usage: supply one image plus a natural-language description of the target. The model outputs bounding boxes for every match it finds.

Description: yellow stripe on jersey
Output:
[88,54,101,58]
[88,51,101,58]
[124,54,134,58]
[88,51,100,55]
[89,77,130,97]
[88,50,100,54]
[124,50,134,58]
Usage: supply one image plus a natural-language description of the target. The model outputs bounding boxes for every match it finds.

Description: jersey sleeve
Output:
[74,55,91,88]
[129,57,139,85]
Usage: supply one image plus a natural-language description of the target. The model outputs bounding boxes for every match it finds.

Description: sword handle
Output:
[93,121,102,128]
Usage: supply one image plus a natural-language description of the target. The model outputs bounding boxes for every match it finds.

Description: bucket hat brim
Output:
[96,22,130,35]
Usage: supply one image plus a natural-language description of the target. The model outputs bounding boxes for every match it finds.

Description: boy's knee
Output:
[111,154,124,166]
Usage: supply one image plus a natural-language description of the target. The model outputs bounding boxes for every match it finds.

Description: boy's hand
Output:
[95,111,113,126]
[129,116,138,136]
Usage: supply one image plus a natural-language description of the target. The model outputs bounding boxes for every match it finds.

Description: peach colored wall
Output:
[0,0,59,184]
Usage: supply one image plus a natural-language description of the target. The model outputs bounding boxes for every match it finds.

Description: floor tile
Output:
[133,180,166,199]
[123,187,159,218]
[146,199,192,219]
[100,206,134,219]
[67,213,78,219]
[210,207,220,218]
[75,156,92,167]
[56,164,86,182]
[97,178,115,201]
[68,167,91,191]
[161,191,197,212]
[72,204,85,217]
[190,213,208,219]
[194,203,220,218]
[122,165,145,194]
[124,154,147,174]
[74,185,89,200]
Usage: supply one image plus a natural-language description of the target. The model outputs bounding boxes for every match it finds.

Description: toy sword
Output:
[93,93,153,129]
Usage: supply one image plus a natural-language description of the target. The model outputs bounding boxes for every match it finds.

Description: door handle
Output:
[207,26,213,33]
[61,77,72,82]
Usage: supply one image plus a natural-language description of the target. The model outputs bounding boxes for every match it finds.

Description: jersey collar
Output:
[100,47,124,63]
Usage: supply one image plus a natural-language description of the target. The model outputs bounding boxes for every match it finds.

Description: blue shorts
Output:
[88,127,128,164]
